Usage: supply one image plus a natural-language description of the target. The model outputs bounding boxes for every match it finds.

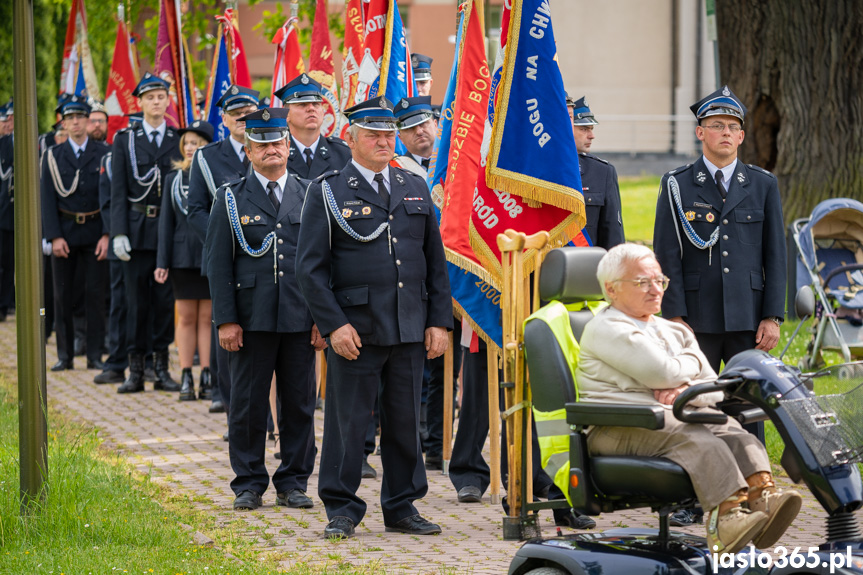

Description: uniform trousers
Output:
[586,406,770,511]
[228,330,316,496]
[122,250,174,354]
[319,343,427,525]
[696,330,765,443]
[103,260,128,371]
[52,245,106,363]
[0,230,13,315]
[212,324,230,408]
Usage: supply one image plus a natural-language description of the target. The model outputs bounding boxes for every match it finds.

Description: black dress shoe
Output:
[51,360,73,372]
[361,458,377,479]
[425,454,443,470]
[555,510,596,530]
[384,514,441,535]
[86,359,105,370]
[209,399,226,413]
[233,490,262,510]
[94,369,125,384]
[457,485,482,503]
[276,489,313,509]
[324,516,355,539]
[178,368,196,401]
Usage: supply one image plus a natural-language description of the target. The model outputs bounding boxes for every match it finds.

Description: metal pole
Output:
[14,0,49,512]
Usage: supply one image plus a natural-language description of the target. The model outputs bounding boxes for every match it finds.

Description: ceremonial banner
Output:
[204,27,232,141]
[104,9,138,143]
[356,0,387,102]
[155,0,197,128]
[60,0,101,99]
[226,10,253,88]
[271,17,305,107]
[378,1,415,104]
[309,0,341,137]
[469,0,585,283]
[426,8,460,207]
[339,0,365,136]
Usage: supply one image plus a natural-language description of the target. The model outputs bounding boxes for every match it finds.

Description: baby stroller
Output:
[792,197,863,369]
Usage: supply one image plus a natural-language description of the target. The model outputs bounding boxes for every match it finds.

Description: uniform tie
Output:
[267,180,281,212]
[421,157,430,170]
[304,148,313,168]
[241,149,250,171]
[76,148,83,159]
[715,170,727,200]
[150,130,159,148]
[374,172,389,208]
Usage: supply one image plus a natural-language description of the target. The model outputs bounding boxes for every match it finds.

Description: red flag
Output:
[104,12,139,143]
[60,0,101,99]
[155,0,183,127]
[356,0,388,102]
[340,0,364,117]
[225,9,252,87]
[271,18,306,107]
[309,0,341,137]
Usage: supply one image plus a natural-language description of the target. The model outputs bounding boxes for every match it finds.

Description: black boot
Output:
[153,351,181,392]
[198,367,213,400]
[117,354,145,394]
[179,368,196,401]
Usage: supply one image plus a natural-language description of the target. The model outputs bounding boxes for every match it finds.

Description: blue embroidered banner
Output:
[206,34,231,141]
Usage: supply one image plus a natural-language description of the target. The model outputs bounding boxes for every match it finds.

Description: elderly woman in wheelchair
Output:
[575,243,802,553]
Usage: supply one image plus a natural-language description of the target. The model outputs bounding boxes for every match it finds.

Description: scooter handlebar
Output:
[672,382,729,424]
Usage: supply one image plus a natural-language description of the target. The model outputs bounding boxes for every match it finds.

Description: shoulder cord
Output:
[195,150,218,199]
[105,154,113,183]
[667,174,719,265]
[0,155,10,182]
[224,186,278,284]
[171,170,189,217]
[46,147,79,198]
[322,179,389,244]
[127,134,160,202]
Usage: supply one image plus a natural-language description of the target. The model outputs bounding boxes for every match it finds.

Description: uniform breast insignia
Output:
[344,200,362,206]
[342,208,353,218]
[241,215,250,225]
[394,172,405,185]
[737,172,746,184]
[254,215,261,221]
[320,146,328,155]
[347,176,359,188]
[696,171,707,184]
[582,186,590,192]
[404,197,423,201]
[361,206,372,215]
[685,210,696,221]
[694,202,712,209]
[706,212,715,223]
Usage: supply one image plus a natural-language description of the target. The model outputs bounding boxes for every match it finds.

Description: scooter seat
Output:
[591,456,696,503]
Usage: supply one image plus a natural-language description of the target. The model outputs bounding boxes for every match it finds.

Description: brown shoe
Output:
[706,504,768,554]
[748,487,802,548]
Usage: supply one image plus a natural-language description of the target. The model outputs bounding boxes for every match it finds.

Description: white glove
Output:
[113,235,132,261]
[41,239,52,256]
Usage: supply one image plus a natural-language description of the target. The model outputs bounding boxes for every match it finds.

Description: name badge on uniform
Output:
[344,200,362,206]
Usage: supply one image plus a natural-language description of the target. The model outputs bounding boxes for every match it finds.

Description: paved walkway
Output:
[3,316,855,574]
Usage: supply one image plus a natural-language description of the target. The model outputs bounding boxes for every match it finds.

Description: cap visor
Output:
[247,130,289,143]
[285,95,324,104]
[414,72,432,81]
[353,119,398,131]
[397,114,434,130]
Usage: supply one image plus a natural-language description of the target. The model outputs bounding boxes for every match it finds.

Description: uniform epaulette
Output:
[747,164,776,179]
[392,165,425,180]
[666,163,692,177]
[326,136,349,148]
[199,139,222,152]
[220,176,246,191]
[314,170,340,183]
[579,152,609,165]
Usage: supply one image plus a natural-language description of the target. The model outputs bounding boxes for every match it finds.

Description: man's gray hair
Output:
[347,123,361,140]
[596,243,658,301]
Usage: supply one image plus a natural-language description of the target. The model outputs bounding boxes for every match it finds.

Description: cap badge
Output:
[241,215,250,225]
[380,99,389,110]
[401,99,409,108]
[301,75,309,84]
[362,206,371,215]
[231,86,239,95]
[722,86,730,97]
[696,171,706,183]
[583,98,588,107]
[685,211,695,222]
[262,109,271,121]
[193,121,200,127]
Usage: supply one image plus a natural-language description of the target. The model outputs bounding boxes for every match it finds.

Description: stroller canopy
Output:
[799,198,863,272]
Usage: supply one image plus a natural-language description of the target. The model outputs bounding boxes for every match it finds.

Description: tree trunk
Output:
[716,1,863,222]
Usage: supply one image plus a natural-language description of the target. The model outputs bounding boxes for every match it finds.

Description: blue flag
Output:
[427,10,462,196]
[206,35,231,141]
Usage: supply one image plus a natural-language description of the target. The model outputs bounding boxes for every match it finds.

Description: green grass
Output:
[0,379,312,575]
[619,175,660,244]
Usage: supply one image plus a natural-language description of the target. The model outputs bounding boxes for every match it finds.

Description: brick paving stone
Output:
[1,316,859,574]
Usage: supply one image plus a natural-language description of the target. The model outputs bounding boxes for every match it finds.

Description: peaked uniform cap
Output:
[274,74,324,104]
[133,72,170,97]
[56,93,91,117]
[344,96,397,132]
[691,85,747,123]
[568,95,598,126]
[411,53,433,81]
[240,107,290,143]
[215,85,261,112]
[393,96,435,130]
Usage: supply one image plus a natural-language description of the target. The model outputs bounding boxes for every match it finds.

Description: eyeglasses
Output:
[703,122,742,133]
[614,275,670,291]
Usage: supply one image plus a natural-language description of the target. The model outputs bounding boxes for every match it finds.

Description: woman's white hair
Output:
[596,243,658,301]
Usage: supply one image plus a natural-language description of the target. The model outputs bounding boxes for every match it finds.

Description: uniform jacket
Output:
[41,139,109,247]
[295,162,453,346]
[653,156,786,334]
[0,135,13,232]
[286,134,351,180]
[579,152,625,250]
[98,151,120,261]
[206,172,312,333]
[157,169,203,271]
[110,124,182,251]
[187,137,248,243]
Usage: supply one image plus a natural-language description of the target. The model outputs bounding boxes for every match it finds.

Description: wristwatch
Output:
[768,316,783,327]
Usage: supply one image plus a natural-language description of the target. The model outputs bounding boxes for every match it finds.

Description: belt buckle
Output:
[75,213,86,224]
[146,205,158,218]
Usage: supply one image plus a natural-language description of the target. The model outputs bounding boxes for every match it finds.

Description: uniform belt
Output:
[130,203,160,218]
[59,208,101,224]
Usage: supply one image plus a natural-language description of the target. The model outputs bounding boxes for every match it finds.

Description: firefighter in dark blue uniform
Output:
[187,84,260,414]
[296,97,453,539]
[566,94,625,250]
[110,73,183,393]
[273,73,351,180]
[206,107,323,512]
[0,101,14,321]
[41,95,110,371]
